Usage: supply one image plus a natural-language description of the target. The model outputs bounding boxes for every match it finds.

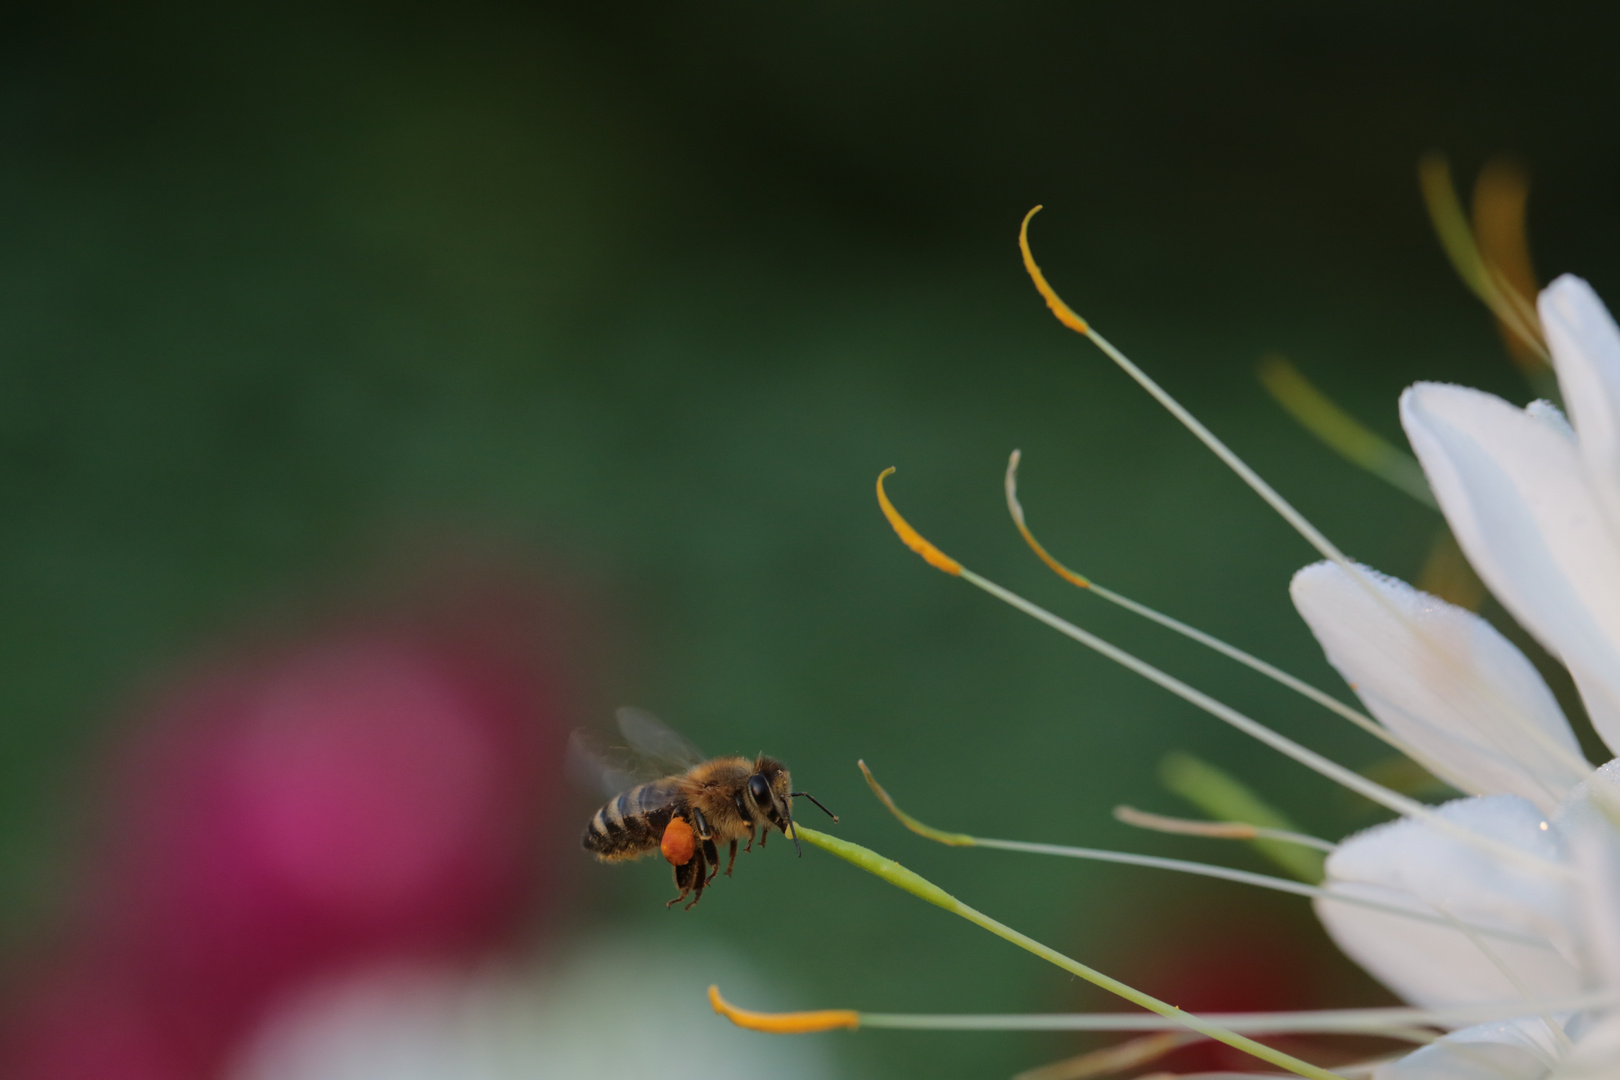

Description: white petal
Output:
[1551,759,1620,993]
[1401,382,1620,753]
[1551,1015,1620,1079]
[1540,275,1620,494]
[1315,796,1579,1010]
[1525,400,1576,440]
[1376,1017,1562,1080]
[1290,561,1584,812]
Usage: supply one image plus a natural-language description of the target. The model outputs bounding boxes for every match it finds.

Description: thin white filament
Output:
[1113,805,1338,851]
[966,836,1551,949]
[1082,326,1359,575]
[858,991,1615,1032]
[1431,902,1573,1059]
[1006,451,1449,780]
[1079,327,1593,786]
[958,567,1575,882]
[1085,578,1438,767]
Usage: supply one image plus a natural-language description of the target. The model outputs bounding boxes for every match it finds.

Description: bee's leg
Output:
[702,836,720,884]
[758,827,768,850]
[743,823,756,853]
[725,839,739,877]
[684,845,710,910]
[667,857,697,909]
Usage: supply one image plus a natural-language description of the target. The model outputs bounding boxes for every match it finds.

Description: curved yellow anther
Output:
[876,468,962,576]
[1005,450,1091,589]
[708,985,860,1033]
[859,760,976,846]
[1019,206,1090,335]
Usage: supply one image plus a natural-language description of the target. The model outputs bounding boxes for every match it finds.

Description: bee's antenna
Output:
[790,791,839,823]
[781,798,803,858]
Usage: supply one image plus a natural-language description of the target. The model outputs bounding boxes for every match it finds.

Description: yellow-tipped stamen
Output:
[1418,154,1551,369]
[1019,206,1090,335]
[1012,447,1584,811]
[708,985,859,1034]
[860,762,1554,945]
[1022,212,1544,773]
[875,473,1572,879]
[1016,213,1593,789]
[859,759,975,845]
[1012,1032,1196,1080]
[1018,208,1484,725]
[1004,449,1091,588]
[786,824,1349,1080]
[955,562,1574,880]
[1019,207,1364,585]
[1419,154,1494,306]
[877,467,962,576]
[1160,751,1327,883]
[1255,355,1437,508]
[1471,157,1548,373]
[778,994,1614,1034]
[1112,805,1336,852]
[1003,451,1441,777]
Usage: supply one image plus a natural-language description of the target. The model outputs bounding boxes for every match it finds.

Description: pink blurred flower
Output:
[2,582,569,1080]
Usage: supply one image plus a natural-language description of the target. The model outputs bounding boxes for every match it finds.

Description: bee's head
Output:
[744,756,794,834]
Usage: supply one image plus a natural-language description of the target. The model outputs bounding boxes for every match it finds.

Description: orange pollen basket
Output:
[1019,205,1090,335]
[708,985,861,1034]
[876,468,963,576]
[661,817,697,866]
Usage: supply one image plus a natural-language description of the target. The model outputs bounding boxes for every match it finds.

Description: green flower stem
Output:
[790,824,1347,1080]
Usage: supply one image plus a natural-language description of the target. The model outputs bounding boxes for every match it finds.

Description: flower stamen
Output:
[1004,450,1440,774]
[1417,154,1551,371]
[875,470,1576,880]
[861,761,1556,947]
[707,986,859,1033]
[717,996,1613,1035]
[721,994,1618,1035]
[1112,805,1336,852]
[876,467,962,576]
[1018,207,1363,584]
[1015,220,1595,787]
[1017,205,1089,335]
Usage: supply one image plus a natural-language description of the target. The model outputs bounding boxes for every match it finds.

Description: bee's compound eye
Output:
[747,774,772,807]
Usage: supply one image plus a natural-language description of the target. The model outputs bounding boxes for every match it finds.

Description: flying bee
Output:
[573,707,837,909]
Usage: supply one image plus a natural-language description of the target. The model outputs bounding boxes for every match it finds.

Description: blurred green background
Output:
[2,3,1617,1077]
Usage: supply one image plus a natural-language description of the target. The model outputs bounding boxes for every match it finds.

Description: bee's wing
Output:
[566,728,645,798]
[614,706,707,771]
[566,707,707,799]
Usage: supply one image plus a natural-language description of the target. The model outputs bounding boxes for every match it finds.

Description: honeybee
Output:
[574,708,837,908]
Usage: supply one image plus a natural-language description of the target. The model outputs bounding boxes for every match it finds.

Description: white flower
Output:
[1290,275,1620,1078]
[860,219,1620,1080]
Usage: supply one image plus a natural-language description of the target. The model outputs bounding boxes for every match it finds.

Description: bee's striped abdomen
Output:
[583,777,682,860]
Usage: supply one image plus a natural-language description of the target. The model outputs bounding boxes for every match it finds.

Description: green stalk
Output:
[790,824,1346,1080]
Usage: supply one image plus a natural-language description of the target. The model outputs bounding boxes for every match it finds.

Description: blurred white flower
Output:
[229,937,842,1080]
[1290,275,1620,1078]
